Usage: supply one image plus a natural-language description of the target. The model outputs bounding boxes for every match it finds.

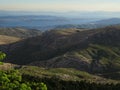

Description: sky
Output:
[0,0,120,12]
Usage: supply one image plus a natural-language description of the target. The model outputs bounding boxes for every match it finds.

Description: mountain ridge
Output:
[0,26,119,75]
[0,25,120,82]
[0,27,41,39]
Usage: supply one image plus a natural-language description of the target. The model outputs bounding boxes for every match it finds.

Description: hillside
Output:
[0,26,120,80]
[4,28,98,64]
[0,63,119,90]
[0,27,41,38]
[1,63,117,83]
[0,35,21,45]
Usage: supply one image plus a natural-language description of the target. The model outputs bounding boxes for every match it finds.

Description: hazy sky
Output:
[0,0,120,11]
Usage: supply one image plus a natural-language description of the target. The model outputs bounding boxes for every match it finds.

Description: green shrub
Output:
[0,51,6,64]
[0,52,47,90]
[0,70,47,90]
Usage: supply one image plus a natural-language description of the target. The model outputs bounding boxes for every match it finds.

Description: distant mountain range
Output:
[0,15,100,30]
[1,11,120,18]
[1,14,120,30]
[55,18,120,29]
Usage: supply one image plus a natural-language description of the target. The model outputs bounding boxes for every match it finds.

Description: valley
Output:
[0,26,120,82]
[1,0,120,89]
[0,15,120,90]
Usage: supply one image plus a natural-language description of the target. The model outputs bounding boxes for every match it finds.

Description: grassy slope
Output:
[19,66,119,83]
[0,35,21,45]
[30,43,120,78]
[1,63,119,83]
[57,44,120,79]
[78,44,120,70]
[0,26,120,82]
[0,27,41,38]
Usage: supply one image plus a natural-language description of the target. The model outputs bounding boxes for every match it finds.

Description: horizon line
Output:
[1,10,120,13]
